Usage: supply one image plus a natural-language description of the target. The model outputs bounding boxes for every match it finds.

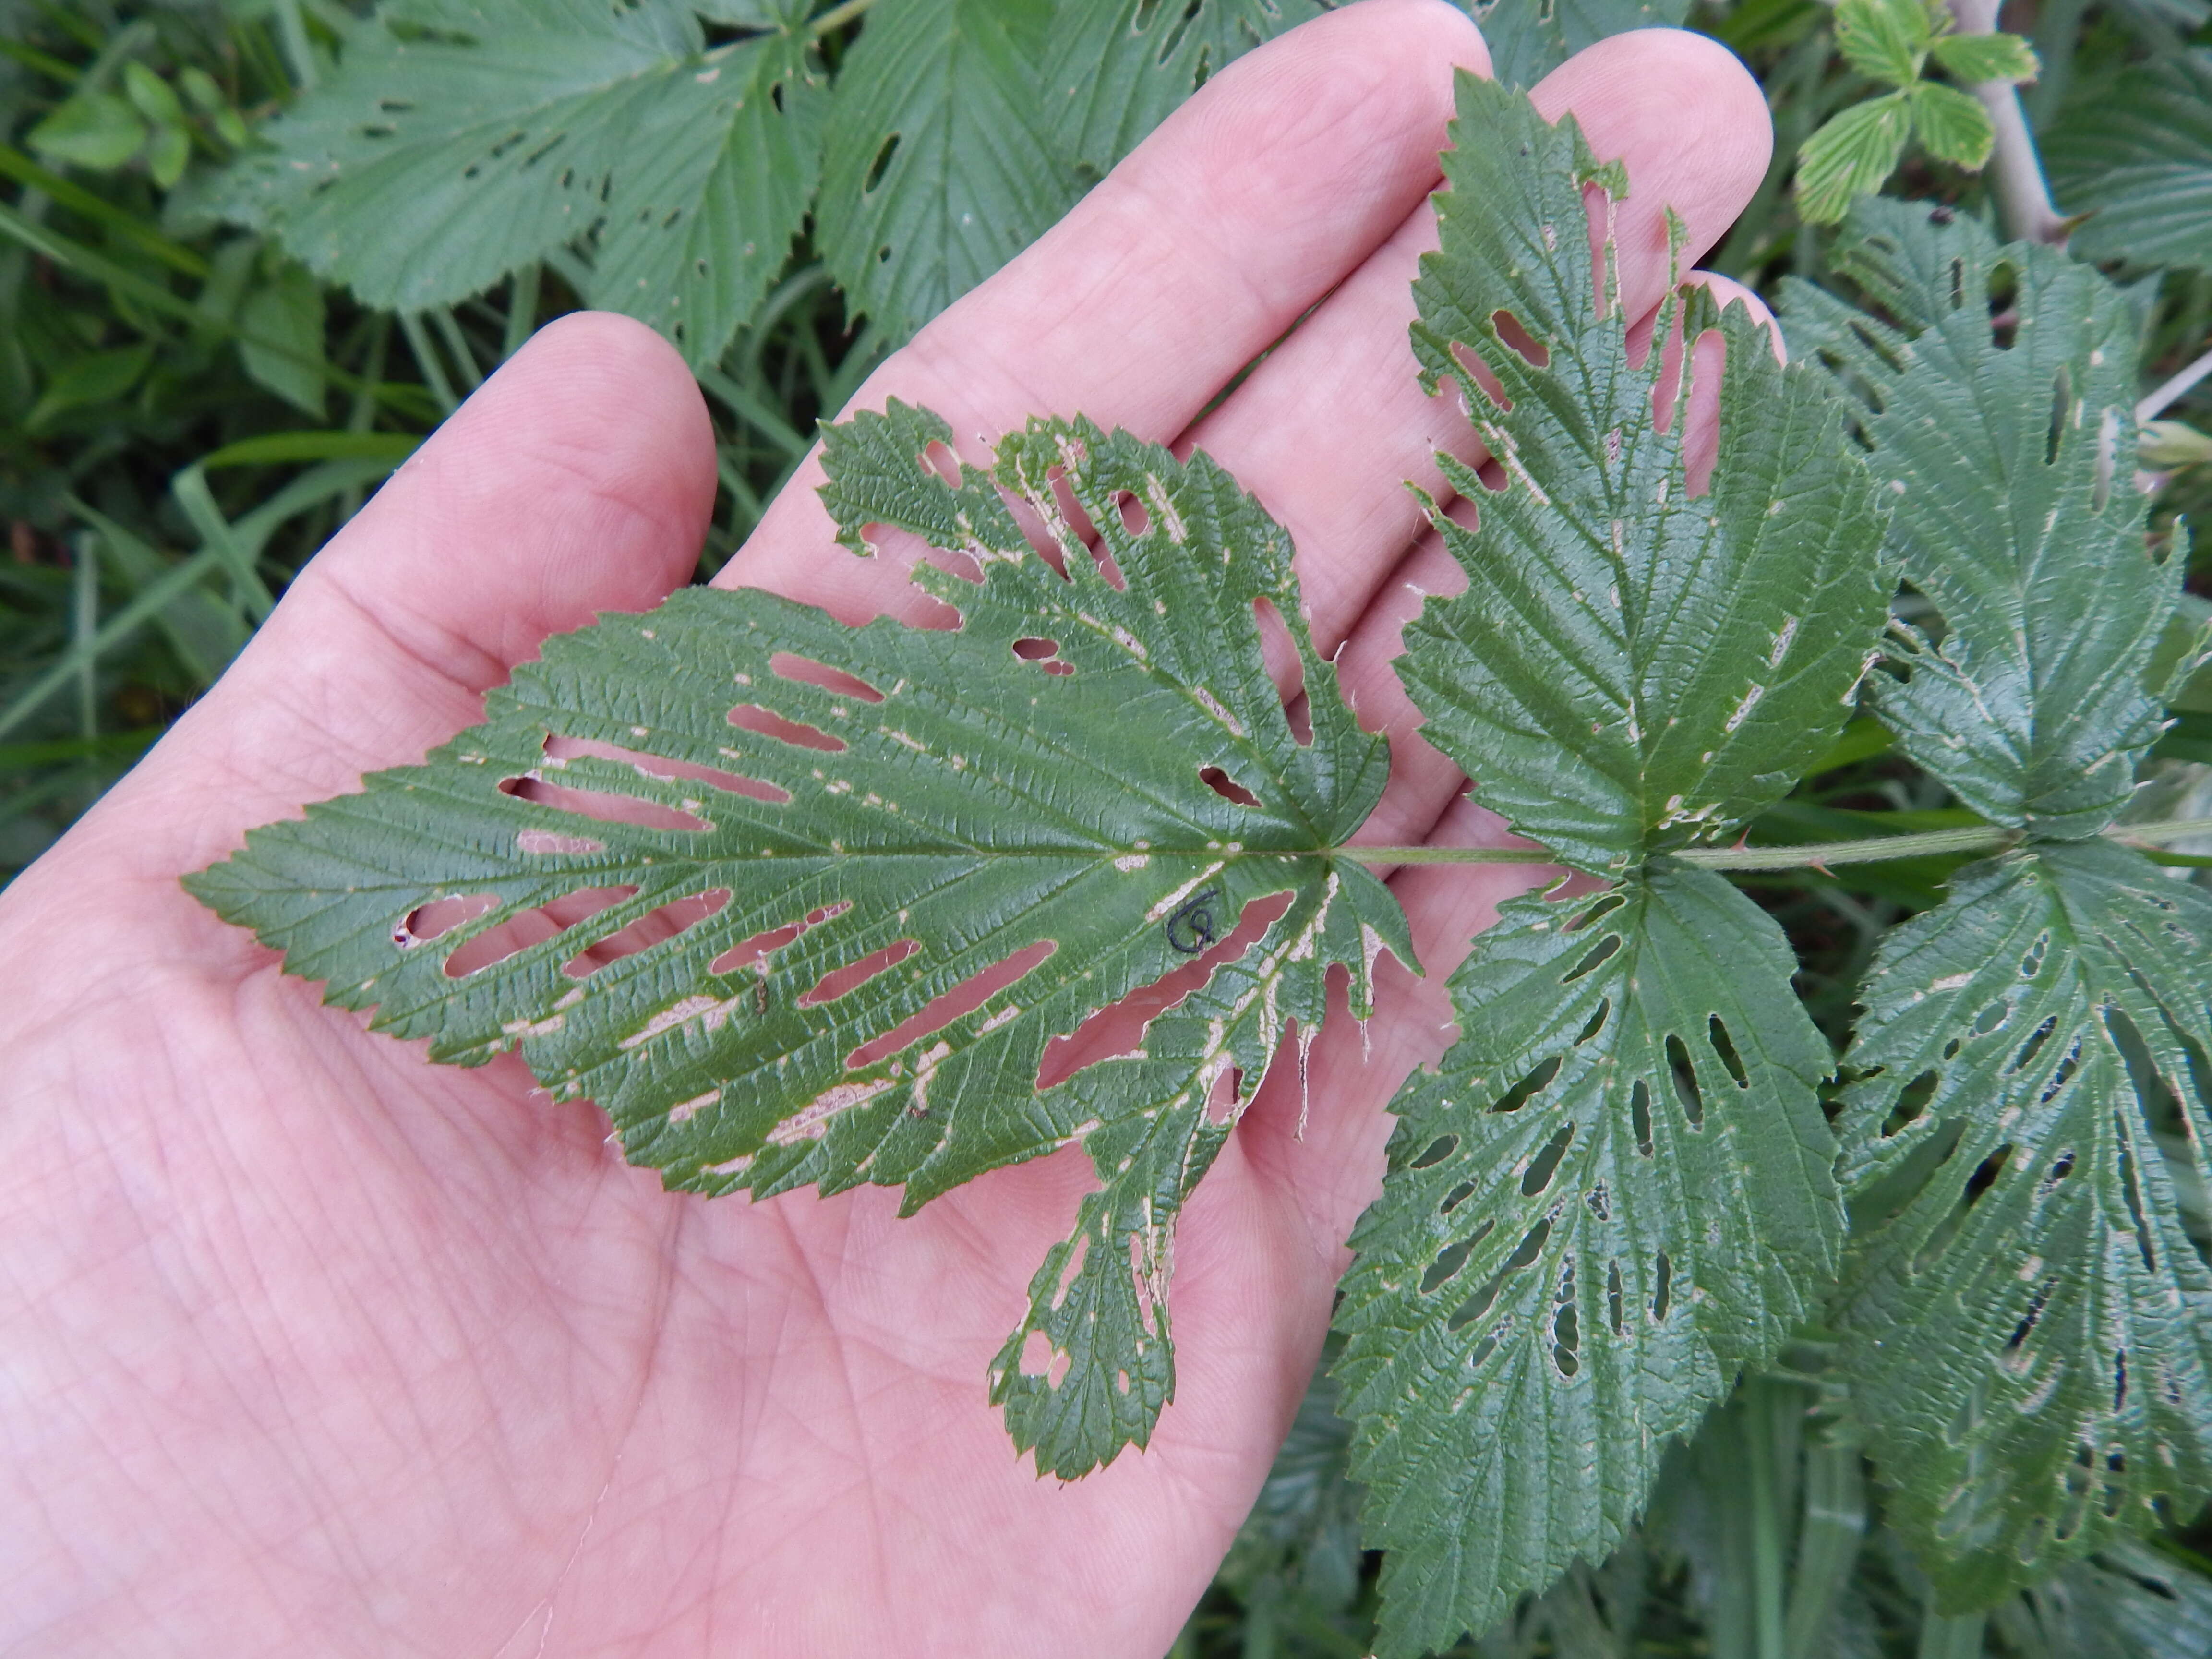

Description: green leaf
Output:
[1399,75,1889,878]
[187,402,1409,1470]
[1833,0,1932,86]
[1907,80,1994,170]
[1795,93,1913,224]
[1466,0,1694,90]
[1927,30,2038,86]
[215,0,821,363]
[1783,204,2182,837]
[1837,839,2212,1604]
[238,262,327,418]
[1336,868,1843,1656]
[25,343,154,428]
[121,60,186,127]
[1039,0,1321,175]
[146,121,191,189]
[2044,51,2212,276]
[27,92,147,170]
[816,0,1082,339]
[581,31,826,365]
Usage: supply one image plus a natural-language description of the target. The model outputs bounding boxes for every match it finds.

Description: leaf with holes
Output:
[208,0,823,364]
[1336,869,1842,1656]
[2045,51,2212,277]
[1396,73,1890,880]
[1783,202,2189,837]
[1836,839,2212,1605]
[1038,0,1322,178]
[1465,0,1693,90]
[185,399,1412,1475]
[815,0,1083,339]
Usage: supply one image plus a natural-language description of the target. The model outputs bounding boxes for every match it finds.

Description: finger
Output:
[1181,28,1775,655]
[716,0,1491,622]
[76,314,717,882]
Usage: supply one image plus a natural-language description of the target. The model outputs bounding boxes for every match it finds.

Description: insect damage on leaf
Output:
[186,398,1412,1478]
[1334,73,1886,1656]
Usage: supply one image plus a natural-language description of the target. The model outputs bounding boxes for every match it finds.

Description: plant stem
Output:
[1341,817,2212,871]
[2139,343,2212,423]
[1743,1383,1789,1659]
[1916,1608,1987,1659]
[1948,0,2068,245]
[808,0,882,36]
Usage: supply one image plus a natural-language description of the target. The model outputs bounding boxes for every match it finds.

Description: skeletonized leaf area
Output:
[1839,839,2212,1604]
[188,402,1410,1473]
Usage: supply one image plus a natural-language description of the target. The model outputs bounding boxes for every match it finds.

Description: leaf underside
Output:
[1783,201,2184,837]
[1335,75,1880,1655]
[211,0,823,366]
[1838,841,2212,1605]
[188,400,1410,1478]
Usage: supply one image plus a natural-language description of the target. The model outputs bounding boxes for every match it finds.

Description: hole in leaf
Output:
[1449,339,1510,410]
[1963,1143,2012,1207]
[1883,1070,1940,1137]
[770,653,883,703]
[2021,931,2049,978]
[1491,1054,1560,1114]
[920,439,961,484]
[1708,1015,1748,1088]
[1473,457,1509,493]
[397,892,497,946]
[565,888,730,978]
[1441,1179,1477,1214]
[500,775,709,832]
[1607,1259,1624,1336]
[1251,598,1306,735]
[1551,1277,1579,1377]
[2045,363,2072,468]
[864,132,898,192]
[2007,1015,2059,1077]
[1200,766,1260,807]
[1491,309,1548,367]
[799,938,921,1007]
[1575,998,1611,1046]
[1564,892,1625,933]
[1411,1133,1458,1169]
[842,938,1059,1070]
[1012,637,1074,676]
[1665,1033,1704,1128]
[1652,1250,1672,1322]
[1521,1124,1574,1196]
[2006,1276,2054,1355]
[1562,935,1620,983]
[728,704,844,752]
[1630,1078,1654,1157]
[1972,999,2011,1036]
[545,734,785,803]
[1423,1236,1477,1293]
[444,885,637,977]
[709,900,852,975]
[1037,892,1291,1087]
[1118,492,1150,536]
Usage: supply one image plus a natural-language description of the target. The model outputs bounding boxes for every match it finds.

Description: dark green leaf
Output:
[1838,840,2212,1604]
[27,91,145,170]
[1784,203,2182,837]
[188,403,1410,1473]
[1040,0,1321,176]
[1337,868,1843,1656]
[2044,51,2212,276]
[1399,75,1889,877]
[1467,0,1693,90]
[238,262,327,418]
[816,0,1082,338]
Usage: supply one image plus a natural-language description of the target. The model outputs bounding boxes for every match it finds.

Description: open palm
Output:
[0,8,1773,1652]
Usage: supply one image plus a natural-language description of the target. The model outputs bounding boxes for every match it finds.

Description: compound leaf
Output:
[1926,29,2038,86]
[2044,51,2212,276]
[1838,839,2212,1603]
[816,0,1082,338]
[1337,868,1843,1656]
[1796,94,1914,224]
[211,0,821,365]
[187,401,1409,1475]
[1039,0,1321,176]
[1399,74,1889,878]
[1907,81,1995,171]
[1466,0,1693,90]
[1785,202,2185,837]
[1834,0,1932,88]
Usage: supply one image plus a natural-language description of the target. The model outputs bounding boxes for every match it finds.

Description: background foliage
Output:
[7,0,2212,1652]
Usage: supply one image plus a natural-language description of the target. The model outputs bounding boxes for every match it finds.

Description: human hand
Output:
[0,7,1772,1652]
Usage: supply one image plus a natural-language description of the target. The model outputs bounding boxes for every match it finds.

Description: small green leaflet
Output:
[187,400,1411,1472]
[1338,870,1843,1655]
[1399,80,1887,879]
[1837,841,2212,1604]
[1785,204,2189,837]
[1333,76,1882,1656]
[2045,51,2212,276]
[1465,0,1692,90]
[1039,0,1322,178]
[212,0,823,366]
[816,0,1083,339]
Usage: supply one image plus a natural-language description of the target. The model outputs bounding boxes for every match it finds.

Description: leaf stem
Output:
[2139,343,2212,423]
[1340,817,2212,871]
[1947,0,2068,245]
[808,0,882,37]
